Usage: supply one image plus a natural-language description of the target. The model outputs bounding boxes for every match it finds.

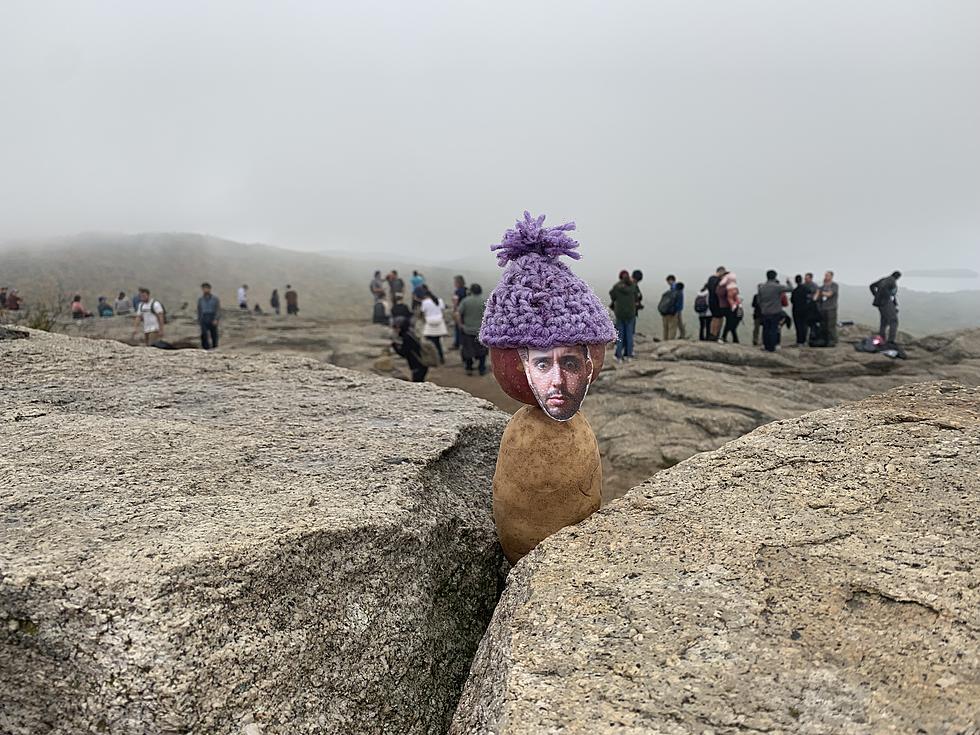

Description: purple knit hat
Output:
[479,212,616,350]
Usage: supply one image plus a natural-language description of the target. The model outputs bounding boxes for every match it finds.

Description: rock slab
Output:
[0,330,507,735]
[453,381,980,734]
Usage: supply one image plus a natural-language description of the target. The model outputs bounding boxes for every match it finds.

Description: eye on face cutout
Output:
[518,344,594,422]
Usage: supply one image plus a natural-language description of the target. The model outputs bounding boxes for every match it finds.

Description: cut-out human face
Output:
[519,345,594,422]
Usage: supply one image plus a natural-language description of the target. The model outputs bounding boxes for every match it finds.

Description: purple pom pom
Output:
[490,211,582,267]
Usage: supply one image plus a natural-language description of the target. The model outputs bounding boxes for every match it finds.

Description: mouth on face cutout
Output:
[519,344,593,422]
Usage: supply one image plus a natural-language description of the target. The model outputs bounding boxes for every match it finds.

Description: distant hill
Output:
[1,233,977,335]
[0,233,498,320]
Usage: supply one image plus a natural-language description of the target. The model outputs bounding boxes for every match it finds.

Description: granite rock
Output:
[453,381,980,734]
[0,330,507,735]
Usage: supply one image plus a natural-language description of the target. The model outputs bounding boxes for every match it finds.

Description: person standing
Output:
[757,270,791,352]
[270,289,280,315]
[410,270,425,292]
[197,282,221,350]
[113,291,131,315]
[389,271,405,303]
[237,284,249,311]
[134,288,165,345]
[871,270,902,345]
[706,266,726,339]
[370,270,387,305]
[815,270,840,347]
[285,285,299,315]
[610,270,639,361]
[694,286,711,340]
[790,275,810,346]
[718,271,742,343]
[631,269,645,314]
[674,281,687,339]
[0,287,7,309]
[751,293,763,346]
[456,283,488,375]
[419,285,448,364]
[450,275,467,351]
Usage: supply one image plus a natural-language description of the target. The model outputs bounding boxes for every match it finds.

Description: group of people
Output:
[608,266,905,358]
[370,269,489,382]
[235,284,299,316]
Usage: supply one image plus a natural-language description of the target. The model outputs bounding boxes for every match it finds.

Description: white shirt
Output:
[420,297,448,337]
[137,300,164,333]
[237,287,248,305]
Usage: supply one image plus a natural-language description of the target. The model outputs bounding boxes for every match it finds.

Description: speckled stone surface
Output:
[0,330,507,735]
[453,381,980,734]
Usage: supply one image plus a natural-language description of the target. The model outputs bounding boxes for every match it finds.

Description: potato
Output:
[490,345,607,405]
[492,405,602,563]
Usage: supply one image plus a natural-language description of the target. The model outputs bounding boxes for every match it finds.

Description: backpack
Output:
[418,339,440,367]
[694,294,708,313]
[657,290,676,316]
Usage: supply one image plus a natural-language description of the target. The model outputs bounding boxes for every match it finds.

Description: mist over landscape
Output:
[1,1,978,284]
[3,3,980,734]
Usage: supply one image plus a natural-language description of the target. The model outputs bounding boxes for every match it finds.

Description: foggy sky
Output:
[1,0,978,281]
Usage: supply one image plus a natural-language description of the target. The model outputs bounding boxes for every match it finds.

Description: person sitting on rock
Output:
[391,316,428,382]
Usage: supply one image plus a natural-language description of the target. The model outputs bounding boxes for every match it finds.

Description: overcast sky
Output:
[1,1,977,281]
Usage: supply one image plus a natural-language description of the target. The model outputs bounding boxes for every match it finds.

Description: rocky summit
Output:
[0,330,507,735]
[588,325,980,498]
[453,381,980,734]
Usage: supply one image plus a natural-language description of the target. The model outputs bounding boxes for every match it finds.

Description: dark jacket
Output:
[706,275,721,310]
[393,332,425,372]
[610,281,639,321]
[871,276,898,307]
[791,284,812,310]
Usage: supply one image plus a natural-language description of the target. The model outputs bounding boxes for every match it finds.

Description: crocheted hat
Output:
[479,212,616,350]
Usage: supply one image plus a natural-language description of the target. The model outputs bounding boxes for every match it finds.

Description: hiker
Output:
[197,282,221,350]
[70,295,92,319]
[391,316,429,383]
[237,285,249,310]
[451,275,467,351]
[97,296,114,317]
[134,288,165,345]
[285,285,299,315]
[456,283,488,375]
[717,271,742,343]
[658,277,684,341]
[694,286,711,340]
[756,270,791,352]
[270,289,280,315]
[871,270,901,345]
[790,275,812,346]
[5,289,21,311]
[114,291,132,315]
[610,270,639,361]
[706,266,726,339]
[390,294,412,322]
[632,269,644,313]
[410,270,425,292]
[419,285,448,364]
[388,271,405,302]
[370,270,386,302]
[814,270,840,347]
[0,287,7,309]
[751,293,763,346]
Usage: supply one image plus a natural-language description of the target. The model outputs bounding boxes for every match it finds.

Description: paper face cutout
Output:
[518,344,594,422]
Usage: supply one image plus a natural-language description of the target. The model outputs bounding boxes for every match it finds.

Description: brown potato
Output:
[492,405,602,563]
